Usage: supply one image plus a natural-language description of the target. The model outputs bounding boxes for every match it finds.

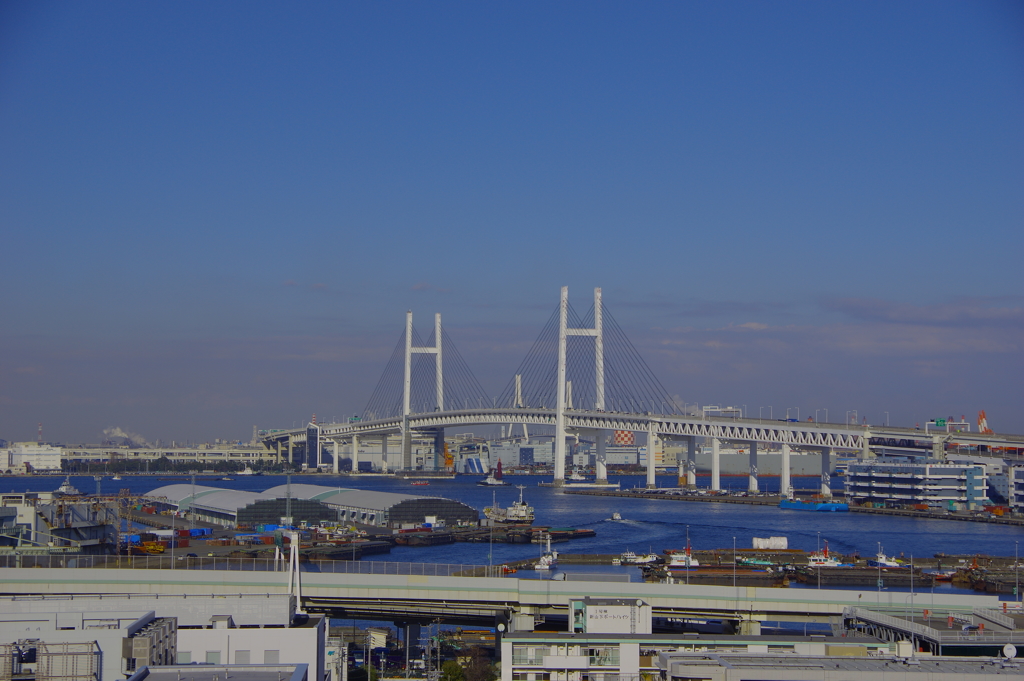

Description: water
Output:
[19,472,1022,565]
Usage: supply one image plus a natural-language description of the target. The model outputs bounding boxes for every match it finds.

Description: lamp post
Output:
[885,412,890,427]
[733,536,737,588]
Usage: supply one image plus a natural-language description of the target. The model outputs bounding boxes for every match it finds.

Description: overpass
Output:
[0,559,994,633]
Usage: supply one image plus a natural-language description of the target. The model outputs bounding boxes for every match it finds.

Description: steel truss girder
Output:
[269,408,867,451]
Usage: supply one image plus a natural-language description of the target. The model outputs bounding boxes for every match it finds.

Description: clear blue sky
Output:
[1,1,1021,443]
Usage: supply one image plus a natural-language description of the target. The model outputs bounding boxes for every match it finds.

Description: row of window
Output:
[177,650,280,664]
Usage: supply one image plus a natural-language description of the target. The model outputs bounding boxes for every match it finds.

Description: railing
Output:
[847,607,1019,643]
[972,607,1016,630]
[0,553,507,578]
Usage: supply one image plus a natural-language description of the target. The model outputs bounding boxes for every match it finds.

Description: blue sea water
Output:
[14,472,1021,566]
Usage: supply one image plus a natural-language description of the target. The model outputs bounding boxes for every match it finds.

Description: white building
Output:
[844,460,989,509]
[3,442,62,472]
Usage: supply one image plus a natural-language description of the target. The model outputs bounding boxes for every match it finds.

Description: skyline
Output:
[1,2,1021,442]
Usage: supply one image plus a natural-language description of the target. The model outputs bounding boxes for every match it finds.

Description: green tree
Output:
[462,647,497,681]
[440,660,465,681]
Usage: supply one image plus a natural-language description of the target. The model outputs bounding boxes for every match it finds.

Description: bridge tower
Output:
[554,286,604,485]
[403,311,443,470]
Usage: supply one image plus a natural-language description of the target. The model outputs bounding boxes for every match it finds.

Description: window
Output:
[235,650,250,664]
[265,650,280,664]
[177,652,191,664]
[206,651,221,664]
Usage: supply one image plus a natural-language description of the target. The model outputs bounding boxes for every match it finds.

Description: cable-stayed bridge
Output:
[263,287,1024,494]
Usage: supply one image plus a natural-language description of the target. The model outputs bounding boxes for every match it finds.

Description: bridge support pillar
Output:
[738,620,762,636]
[686,437,697,489]
[819,447,832,498]
[332,440,339,475]
[351,435,359,474]
[595,431,608,483]
[287,438,293,466]
[381,434,389,473]
[780,443,792,498]
[747,441,759,493]
[711,438,721,491]
[402,420,413,471]
[646,426,658,489]
[276,441,282,465]
[861,431,876,460]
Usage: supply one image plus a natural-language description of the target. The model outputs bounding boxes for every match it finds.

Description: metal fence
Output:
[0,553,507,578]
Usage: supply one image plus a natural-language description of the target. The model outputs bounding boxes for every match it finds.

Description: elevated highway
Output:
[0,563,993,630]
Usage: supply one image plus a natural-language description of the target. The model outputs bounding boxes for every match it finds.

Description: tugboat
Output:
[55,476,81,496]
[616,549,660,565]
[867,545,904,568]
[807,540,844,567]
[533,535,558,570]
[237,465,261,476]
[483,485,535,524]
[477,459,510,486]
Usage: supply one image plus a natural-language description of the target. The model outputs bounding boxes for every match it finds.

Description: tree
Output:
[440,660,465,681]
[462,647,497,681]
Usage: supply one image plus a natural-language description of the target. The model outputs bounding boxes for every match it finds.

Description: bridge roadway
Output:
[0,565,992,629]
[265,407,1024,466]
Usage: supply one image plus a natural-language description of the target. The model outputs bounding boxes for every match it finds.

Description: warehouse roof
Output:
[260,485,430,511]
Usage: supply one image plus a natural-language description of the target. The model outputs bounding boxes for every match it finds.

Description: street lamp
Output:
[885,412,889,427]
[733,536,737,588]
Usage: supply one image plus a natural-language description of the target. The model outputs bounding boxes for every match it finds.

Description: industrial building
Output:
[844,460,989,509]
[147,483,479,529]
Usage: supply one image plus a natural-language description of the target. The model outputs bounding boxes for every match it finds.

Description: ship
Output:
[483,485,535,524]
[533,534,558,570]
[237,465,262,476]
[779,498,849,512]
[477,459,510,486]
[55,476,81,496]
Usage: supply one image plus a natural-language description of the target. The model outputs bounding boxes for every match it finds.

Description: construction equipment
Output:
[978,410,994,434]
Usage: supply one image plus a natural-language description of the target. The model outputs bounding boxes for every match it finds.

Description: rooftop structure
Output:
[146,483,479,528]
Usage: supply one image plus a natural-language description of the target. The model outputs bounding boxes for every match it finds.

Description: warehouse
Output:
[146,483,479,529]
[260,484,479,529]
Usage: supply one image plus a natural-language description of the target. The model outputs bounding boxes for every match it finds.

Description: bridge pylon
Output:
[555,286,604,485]
[403,311,443,469]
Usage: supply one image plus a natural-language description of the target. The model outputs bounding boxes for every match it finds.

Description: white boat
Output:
[534,534,558,570]
[867,545,904,568]
[807,540,843,567]
[619,550,660,565]
[237,465,260,476]
[55,476,81,496]
[667,548,700,569]
[568,468,586,481]
[610,512,622,521]
[477,459,510,486]
[111,475,123,481]
[483,485,535,524]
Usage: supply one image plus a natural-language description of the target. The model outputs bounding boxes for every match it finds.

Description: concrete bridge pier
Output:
[780,443,792,499]
[595,430,608,483]
[381,434,389,472]
[276,441,282,465]
[351,435,360,473]
[711,437,721,491]
[747,441,759,493]
[332,440,339,474]
[287,437,293,466]
[685,436,697,489]
[819,447,832,497]
[646,426,658,489]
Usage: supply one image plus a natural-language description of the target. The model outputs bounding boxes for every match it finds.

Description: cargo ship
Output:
[779,499,848,512]
[483,485,535,524]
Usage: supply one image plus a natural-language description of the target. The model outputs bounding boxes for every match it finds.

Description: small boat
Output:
[55,476,81,496]
[568,468,587,482]
[410,481,430,486]
[807,541,845,567]
[610,512,622,521]
[483,485,535,524]
[666,540,700,569]
[111,475,123,481]
[220,477,234,482]
[477,459,510,486]
[237,465,261,476]
[534,535,558,570]
[619,550,660,565]
[867,545,904,568]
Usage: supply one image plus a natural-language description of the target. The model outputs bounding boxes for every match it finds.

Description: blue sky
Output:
[1,1,1021,443]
